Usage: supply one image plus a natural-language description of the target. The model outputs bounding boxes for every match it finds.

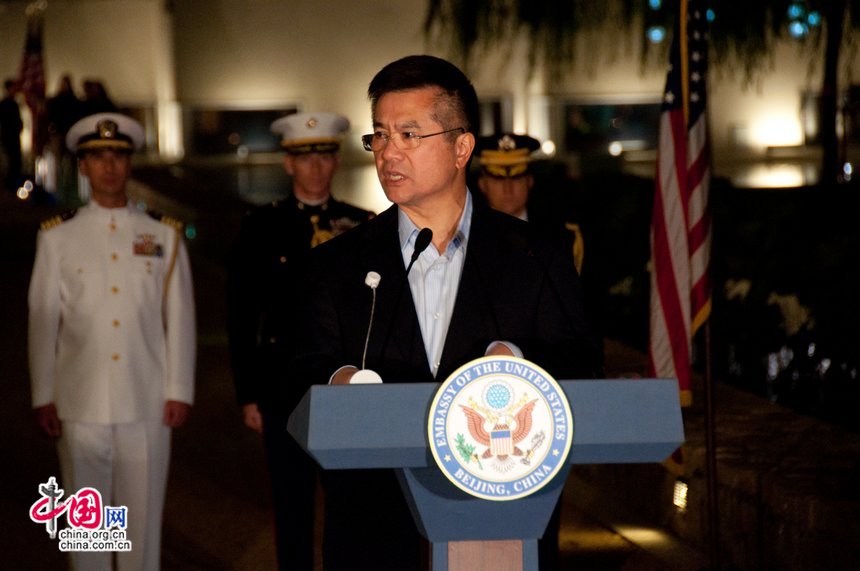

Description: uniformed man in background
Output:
[28,112,196,570]
[475,132,585,275]
[226,111,373,570]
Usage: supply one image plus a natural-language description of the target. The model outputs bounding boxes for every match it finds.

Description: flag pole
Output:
[703,320,720,569]
[700,0,720,558]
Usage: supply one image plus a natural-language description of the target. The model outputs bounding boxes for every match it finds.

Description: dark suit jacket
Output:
[292,195,601,387]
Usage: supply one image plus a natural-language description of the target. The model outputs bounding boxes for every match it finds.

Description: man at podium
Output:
[292,55,601,570]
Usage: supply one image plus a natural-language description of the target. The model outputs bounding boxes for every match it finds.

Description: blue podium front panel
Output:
[287,379,684,469]
[287,378,684,557]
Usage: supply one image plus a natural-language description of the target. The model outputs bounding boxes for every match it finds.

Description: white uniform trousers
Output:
[58,420,171,571]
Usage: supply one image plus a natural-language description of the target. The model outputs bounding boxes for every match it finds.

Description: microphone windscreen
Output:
[365,271,381,289]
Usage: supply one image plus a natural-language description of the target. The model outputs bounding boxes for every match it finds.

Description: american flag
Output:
[17,1,47,156]
[648,0,711,406]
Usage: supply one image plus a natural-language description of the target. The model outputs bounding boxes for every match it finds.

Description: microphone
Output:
[361,271,381,369]
[353,271,384,384]
[364,270,381,289]
[406,227,433,274]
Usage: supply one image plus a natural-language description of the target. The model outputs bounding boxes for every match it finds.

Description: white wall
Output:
[172,0,438,161]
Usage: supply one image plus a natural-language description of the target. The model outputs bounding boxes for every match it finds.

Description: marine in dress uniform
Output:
[28,113,196,571]
[226,111,373,570]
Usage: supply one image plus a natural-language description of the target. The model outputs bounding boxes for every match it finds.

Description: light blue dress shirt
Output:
[398,193,472,377]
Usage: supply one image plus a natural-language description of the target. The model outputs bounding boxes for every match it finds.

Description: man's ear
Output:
[454,132,475,170]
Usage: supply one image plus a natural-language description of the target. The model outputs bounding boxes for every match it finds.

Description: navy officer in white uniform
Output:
[28,112,196,571]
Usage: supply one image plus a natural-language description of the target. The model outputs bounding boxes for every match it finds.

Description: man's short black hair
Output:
[368,55,479,135]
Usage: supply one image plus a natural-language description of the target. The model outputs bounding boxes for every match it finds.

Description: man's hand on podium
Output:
[330,366,383,385]
[242,403,263,433]
[485,341,517,357]
[331,366,359,385]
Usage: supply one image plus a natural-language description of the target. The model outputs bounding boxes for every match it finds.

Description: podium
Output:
[288,379,684,570]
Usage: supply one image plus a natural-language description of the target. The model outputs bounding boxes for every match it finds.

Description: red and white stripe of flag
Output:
[649,0,711,406]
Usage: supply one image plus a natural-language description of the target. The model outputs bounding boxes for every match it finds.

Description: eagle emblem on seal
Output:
[459,380,537,461]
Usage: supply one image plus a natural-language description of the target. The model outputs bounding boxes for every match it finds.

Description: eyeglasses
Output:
[361,127,465,152]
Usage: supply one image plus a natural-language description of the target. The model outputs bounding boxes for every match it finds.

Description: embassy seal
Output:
[428,356,574,501]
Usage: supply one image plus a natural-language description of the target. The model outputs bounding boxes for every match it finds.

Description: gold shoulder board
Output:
[40,209,77,231]
[148,211,185,231]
